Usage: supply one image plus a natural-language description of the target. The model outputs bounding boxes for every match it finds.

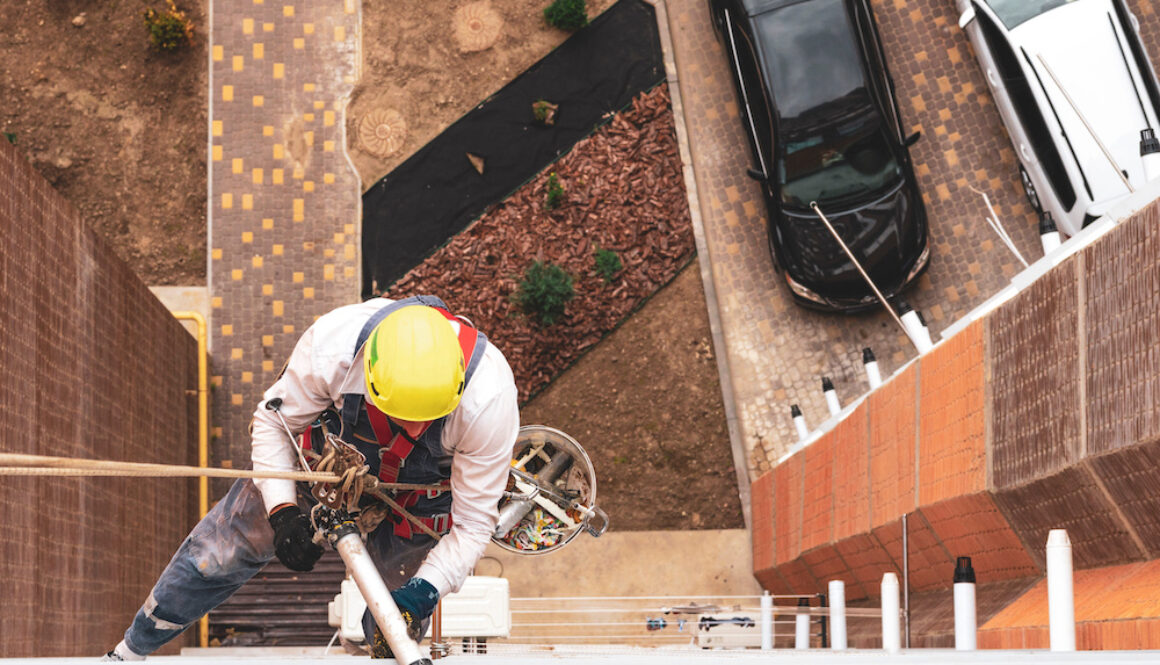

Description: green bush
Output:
[144,2,194,52]
[544,0,588,31]
[3,132,15,145]
[593,246,622,283]
[544,172,565,210]
[515,261,574,326]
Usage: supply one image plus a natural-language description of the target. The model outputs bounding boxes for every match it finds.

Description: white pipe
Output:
[1141,129,1160,182]
[1047,529,1076,651]
[795,599,810,649]
[822,377,841,416]
[953,557,977,651]
[760,591,773,650]
[828,580,847,650]
[899,309,933,353]
[1039,212,1062,256]
[335,532,430,665]
[863,348,882,389]
[791,405,809,442]
[881,573,900,653]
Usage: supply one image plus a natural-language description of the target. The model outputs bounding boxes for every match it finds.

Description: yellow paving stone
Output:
[324,248,336,258]
[344,266,355,278]
[242,194,253,210]
[232,158,243,174]
[314,100,325,110]
[273,63,284,79]
[243,18,254,34]
[231,348,244,360]
[304,287,315,299]
[324,264,335,280]
[304,131,314,146]
[293,198,304,221]
[211,376,223,388]
[345,0,356,13]
[324,140,334,152]
[262,284,273,296]
[303,113,315,122]
[242,231,253,243]
[231,268,243,280]
[222,85,234,101]
[911,94,926,113]
[293,167,304,179]
[324,173,335,184]
[273,144,284,159]
[283,5,294,17]
[252,255,263,268]
[232,394,244,406]
[253,43,264,59]
[293,271,304,283]
[262,335,274,346]
[273,301,284,316]
[945,149,959,167]
[334,232,345,243]
[212,248,223,260]
[294,38,305,49]
[263,125,274,136]
[252,168,264,184]
[242,372,253,383]
[212,297,223,308]
[304,83,316,92]
[212,145,223,161]
[344,224,355,234]
[335,26,346,41]
[344,244,355,260]
[343,75,355,85]
[253,95,264,107]
[262,361,275,372]
[263,218,274,229]
[213,122,224,139]
[213,45,224,61]
[222,324,234,336]
[264,22,274,32]
[222,193,233,209]
[233,55,244,71]
[324,110,335,126]
[273,244,284,256]
[283,325,295,334]
[304,181,315,192]
[272,168,284,184]
[304,23,315,34]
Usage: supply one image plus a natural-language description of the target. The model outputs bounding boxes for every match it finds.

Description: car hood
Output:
[775,182,925,301]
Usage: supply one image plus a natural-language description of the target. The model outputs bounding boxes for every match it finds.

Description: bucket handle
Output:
[585,506,609,538]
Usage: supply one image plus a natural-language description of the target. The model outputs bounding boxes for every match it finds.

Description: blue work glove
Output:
[391,577,440,623]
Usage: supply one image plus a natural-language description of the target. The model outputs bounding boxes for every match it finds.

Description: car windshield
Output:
[983,0,1076,29]
[778,114,902,207]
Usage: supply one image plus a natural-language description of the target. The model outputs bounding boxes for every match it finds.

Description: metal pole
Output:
[902,513,911,648]
[809,202,924,353]
[431,601,447,659]
[795,598,811,649]
[1036,54,1135,194]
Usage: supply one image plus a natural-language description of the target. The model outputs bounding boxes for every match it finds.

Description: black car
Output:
[709,0,930,312]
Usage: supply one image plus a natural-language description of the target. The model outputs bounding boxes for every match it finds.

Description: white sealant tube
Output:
[1047,529,1076,651]
[900,310,934,354]
[336,532,430,665]
[822,377,841,416]
[881,573,901,653]
[863,348,882,389]
[829,580,847,650]
[795,599,811,649]
[791,405,809,442]
[760,591,773,650]
[954,583,977,650]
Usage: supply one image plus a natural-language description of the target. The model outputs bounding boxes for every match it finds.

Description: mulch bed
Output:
[385,84,695,402]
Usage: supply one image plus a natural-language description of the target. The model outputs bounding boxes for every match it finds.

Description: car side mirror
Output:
[904,131,922,147]
[746,167,766,182]
[958,6,976,29]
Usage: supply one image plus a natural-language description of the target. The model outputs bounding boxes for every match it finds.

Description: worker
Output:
[102,295,519,660]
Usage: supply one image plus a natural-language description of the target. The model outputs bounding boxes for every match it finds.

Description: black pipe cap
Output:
[1039,210,1057,235]
[862,347,876,363]
[1142,128,1160,156]
[954,556,976,584]
[894,298,913,315]
[821,376,834,392]
[791,404,802,418]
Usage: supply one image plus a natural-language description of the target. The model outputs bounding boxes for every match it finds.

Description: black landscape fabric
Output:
[361,0,664,296]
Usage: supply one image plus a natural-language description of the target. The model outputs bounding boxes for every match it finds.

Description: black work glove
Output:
[268,505,324,572]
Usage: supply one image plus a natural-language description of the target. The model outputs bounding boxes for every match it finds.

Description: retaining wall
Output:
[0,140,200,656]
[751,197,1160,648]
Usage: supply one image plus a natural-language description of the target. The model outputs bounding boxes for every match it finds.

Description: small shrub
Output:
[593,246,622,283]
[515,261,574,326]
[144,1,194,52]
[3,132,15,145]
[543,0,588,31]
[544,172,565,210]
[532,99,558,126]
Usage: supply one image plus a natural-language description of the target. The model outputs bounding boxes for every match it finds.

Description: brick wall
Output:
[0,141,200,657]
[750,198,1160,649]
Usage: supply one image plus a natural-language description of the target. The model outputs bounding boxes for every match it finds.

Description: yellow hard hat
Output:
[363,306,466,422]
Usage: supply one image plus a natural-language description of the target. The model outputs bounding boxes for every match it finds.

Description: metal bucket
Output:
[491,425,608,555]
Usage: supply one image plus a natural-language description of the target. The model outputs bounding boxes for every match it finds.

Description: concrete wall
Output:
[750,198,1160,648]
[0,141,200,656]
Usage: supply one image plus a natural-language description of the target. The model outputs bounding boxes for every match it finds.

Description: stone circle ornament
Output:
[453,1,503,53]
[358,109,406,158]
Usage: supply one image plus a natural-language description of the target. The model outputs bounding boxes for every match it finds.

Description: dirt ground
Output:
[1,0,744,532]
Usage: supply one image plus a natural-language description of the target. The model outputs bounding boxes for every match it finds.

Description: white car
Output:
[957,0,1160,236]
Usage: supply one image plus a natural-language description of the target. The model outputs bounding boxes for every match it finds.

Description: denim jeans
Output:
[122,478,437,656]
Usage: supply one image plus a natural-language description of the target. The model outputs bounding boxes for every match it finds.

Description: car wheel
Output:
[1019,164,1042,213]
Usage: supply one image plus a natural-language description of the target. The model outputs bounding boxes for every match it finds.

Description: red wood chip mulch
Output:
[385,84,695,403]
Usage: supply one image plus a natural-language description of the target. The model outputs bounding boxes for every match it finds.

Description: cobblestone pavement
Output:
[208,0,362,470]
[663,0,1160,476]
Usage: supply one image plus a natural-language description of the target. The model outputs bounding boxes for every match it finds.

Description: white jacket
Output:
[250,298,520,596]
